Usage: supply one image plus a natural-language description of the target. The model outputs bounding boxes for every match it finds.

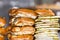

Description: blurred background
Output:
[0,0,60,8]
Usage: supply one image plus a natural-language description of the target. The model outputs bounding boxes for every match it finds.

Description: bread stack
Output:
[34,9,60,40]
[0,17,6,40]
[7,7,37,40]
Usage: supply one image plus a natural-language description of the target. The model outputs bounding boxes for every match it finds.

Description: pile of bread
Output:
[0,17,6,40]
[0,7,60,40]
[35,9,60,40]
[7,7,38,40]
